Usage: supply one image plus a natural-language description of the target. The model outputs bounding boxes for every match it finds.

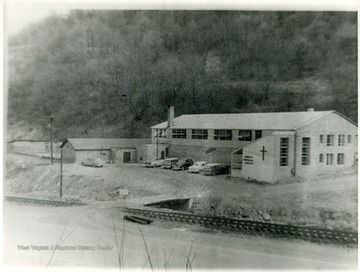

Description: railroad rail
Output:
[5,196,85,207]
[124,207,358,245]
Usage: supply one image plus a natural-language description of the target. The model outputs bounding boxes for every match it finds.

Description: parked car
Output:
[81,158,104,168]
[202,163,231,175]
[172,159,194,171]
[144,158,164,168]
[163,158,179,169]
[188,161,208,173]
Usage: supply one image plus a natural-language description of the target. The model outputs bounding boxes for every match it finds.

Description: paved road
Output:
[3,202,357,270]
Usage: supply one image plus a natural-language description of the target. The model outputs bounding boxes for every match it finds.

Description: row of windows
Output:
[320,134,352,146]
[154,129,167,138]
[319,153,344,165]
[171,129,262,141]
[280,137,346,166]
[280,137,311,166]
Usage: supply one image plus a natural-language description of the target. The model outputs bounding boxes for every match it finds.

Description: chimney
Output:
[307,108,314,112]
[168,106,175,127]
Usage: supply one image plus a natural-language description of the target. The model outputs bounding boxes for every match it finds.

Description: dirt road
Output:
[3,202,357,270]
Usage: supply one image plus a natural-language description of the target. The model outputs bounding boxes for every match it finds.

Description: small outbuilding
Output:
[60,138,150,164]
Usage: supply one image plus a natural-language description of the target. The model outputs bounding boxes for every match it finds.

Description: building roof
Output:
[60,138,150,150]
[151,111,344,130]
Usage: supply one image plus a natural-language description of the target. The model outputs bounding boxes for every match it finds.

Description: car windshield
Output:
[194,162,203,166]
[177,160,185,164]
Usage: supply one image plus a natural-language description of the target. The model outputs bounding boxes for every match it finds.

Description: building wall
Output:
[152,128,274,148]
[295,113,358,178]
[146,143,169,161]
[75,150,111,163]
[272,132,296,182]
[241,135,275,182]
[133,143,149,162]
[114,149,136,164]
[169,145,237,163]
[62,142,76,163]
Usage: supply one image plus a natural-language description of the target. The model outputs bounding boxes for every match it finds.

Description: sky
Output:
[3,0,358,37]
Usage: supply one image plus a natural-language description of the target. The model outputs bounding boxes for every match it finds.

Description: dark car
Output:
[172,159,194,171]
[202,163,230,176]
[162,158,179,169]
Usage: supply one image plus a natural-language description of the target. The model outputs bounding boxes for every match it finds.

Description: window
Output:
[348,135,352,144]
[255,130,262,140]
[155,129,166,138]
[165,147,169,157]
[280,138,289,166]
[319,135,324,144]
[326,135,334,146]
[302,137,311,165]
[172,129,187,139]
[338,134,345,146]
[191,129,208,140]
[214,130,232,141]
[319,154,323,163]
[238,130,252,141]
[326,154,334,165]
[337,153,344,165]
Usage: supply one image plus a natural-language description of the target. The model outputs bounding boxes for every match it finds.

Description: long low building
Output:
[60,138,150,164]
[151,107,358,183]
[8,140,61,155]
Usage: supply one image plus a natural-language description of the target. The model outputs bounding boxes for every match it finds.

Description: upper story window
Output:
[326,135,334,146]
[172,129,187,139]
[154,129,166,138]
[280,138,289,166]
[255,130,262,140]
[214,130,232,141]
[192,129,208,140]
[338,134,345,146]
[319,134,324,144]
[347,135,352,144]
[238,130,252,141]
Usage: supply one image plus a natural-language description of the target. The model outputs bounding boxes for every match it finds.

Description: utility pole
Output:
[50,116,54,164]
[60,149,63,199]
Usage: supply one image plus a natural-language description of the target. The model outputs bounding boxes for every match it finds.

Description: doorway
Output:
[123,152,131,162]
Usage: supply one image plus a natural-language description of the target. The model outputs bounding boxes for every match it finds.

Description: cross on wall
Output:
[260,146,267,161]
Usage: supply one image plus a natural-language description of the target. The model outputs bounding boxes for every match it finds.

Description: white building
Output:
[151,107,358,183]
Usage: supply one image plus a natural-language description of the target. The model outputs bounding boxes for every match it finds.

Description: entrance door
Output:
[160,151,165,159]
[123,152,131,163]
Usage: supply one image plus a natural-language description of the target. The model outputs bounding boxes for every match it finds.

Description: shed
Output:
[60,138,150,164]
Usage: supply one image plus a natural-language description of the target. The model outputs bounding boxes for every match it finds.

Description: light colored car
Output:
[81,158,104,167]
[188,161,208,173]
[144,158,164,168]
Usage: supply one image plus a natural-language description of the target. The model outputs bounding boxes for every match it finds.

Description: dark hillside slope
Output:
[6,11,357,140]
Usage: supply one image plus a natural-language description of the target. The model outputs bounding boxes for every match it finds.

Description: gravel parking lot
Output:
[5,154,358,231]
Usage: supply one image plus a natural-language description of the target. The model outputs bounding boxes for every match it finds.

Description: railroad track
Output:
[5,196,85,207]
[124,208,358,245]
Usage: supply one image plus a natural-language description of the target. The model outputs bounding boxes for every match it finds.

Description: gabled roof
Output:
[60,138,150,150]
[151,111,335,130]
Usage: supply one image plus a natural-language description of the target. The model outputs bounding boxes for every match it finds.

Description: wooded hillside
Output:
[7,11,357,140]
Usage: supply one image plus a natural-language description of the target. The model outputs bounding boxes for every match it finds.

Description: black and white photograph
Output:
[2,0,358,270]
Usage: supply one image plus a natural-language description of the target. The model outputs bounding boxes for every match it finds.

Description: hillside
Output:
[6,11,357,140]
